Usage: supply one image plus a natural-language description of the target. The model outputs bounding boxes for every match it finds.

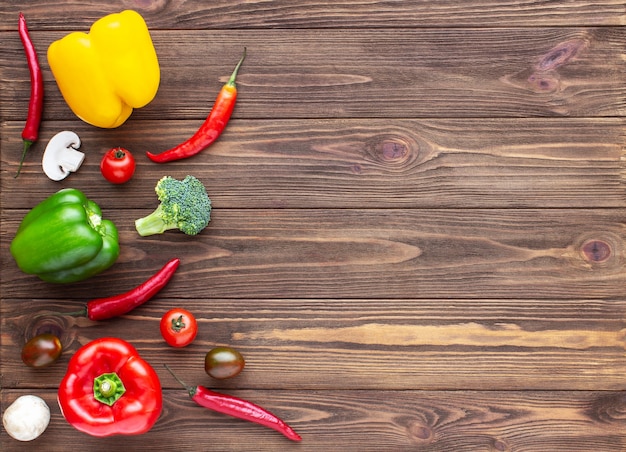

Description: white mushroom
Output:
[42,130,85,181]
[2,395,50,441]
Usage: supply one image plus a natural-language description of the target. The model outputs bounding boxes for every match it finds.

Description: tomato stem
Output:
[171,315,186,332]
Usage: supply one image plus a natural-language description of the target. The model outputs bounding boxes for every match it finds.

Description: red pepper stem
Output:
[226,48,246,87]
[93,372,126,406]
[15,139,33,178]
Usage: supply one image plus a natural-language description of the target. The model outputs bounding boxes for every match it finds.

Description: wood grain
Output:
[2,298,625,391]
[1,389,625,451]
[1,1,625,451]
[1,0,625,29]
[2,208,625,300]
[2,118,625,209]
[1,28,625,120]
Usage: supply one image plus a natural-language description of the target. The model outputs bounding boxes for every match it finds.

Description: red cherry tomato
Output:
[100,147,136,184]
[160,308,198,348]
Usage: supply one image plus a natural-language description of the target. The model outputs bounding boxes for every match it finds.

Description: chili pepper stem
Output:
[163,364,192,391]
[227,48,246,87]
[163,363,195,395]
[63,308,89,317]
[34,307,88,319]
[15,140,33,178]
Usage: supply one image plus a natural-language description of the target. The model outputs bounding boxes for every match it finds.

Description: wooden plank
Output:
[1,28,625,120]
[2,118,624,209]
[1,1,625,30]
[2,208,625,300]
[2,298,624,390]
[1,2,625,451]
[1,389,624,451]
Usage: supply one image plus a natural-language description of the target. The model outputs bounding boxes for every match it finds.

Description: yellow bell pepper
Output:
[47,10,160,128]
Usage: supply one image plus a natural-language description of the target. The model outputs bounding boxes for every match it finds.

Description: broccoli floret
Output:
[135,175,212,236]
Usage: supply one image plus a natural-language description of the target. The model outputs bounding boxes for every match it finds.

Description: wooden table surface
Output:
[1,1,625,451]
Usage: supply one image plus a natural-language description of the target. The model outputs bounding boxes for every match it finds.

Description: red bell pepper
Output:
[57,337,162,437]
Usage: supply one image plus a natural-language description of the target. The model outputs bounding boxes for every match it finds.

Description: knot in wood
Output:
[536,39,588,71]
[26,315,67,343]
[572,232,623,271]
[527,71,560,93]
[406,420,434,444]
[587,393,626,425]
[581,239,612,264]
[381,140,408,161]
[365,133,420,168]
[492,438,511,451]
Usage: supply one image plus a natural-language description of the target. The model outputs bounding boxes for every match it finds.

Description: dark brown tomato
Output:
[204,347,245,379]
[21,333,63,368]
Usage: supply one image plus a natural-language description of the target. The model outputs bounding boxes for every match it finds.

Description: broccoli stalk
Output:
[135,175,212,236]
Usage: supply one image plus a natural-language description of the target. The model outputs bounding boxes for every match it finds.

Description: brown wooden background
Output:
[1,1,625,451]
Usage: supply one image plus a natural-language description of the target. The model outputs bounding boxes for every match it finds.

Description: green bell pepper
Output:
[10,188,120,283]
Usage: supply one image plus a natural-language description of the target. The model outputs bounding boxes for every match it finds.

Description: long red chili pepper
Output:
[55,258,180,321]
[164,364,302,442]
[16,12,44,178]
[146,48,246,163]
[86,257,180,320]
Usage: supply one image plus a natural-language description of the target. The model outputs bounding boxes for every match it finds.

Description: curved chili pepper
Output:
[86,257,180,320]
[164,364,302,442]
[54,258,180,320]
[146,48,246,163]
[16,12,44,178]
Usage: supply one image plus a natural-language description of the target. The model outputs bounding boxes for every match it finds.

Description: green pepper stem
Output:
[226,48,246,87]
[94,372,126,406]
[15,140,33,178]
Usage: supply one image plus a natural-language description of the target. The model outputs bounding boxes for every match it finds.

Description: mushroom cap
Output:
[42,130,84,181]
[2,395,51,441]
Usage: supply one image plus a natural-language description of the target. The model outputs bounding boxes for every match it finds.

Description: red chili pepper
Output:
[16,12,44,178]
[38,259,180,321]
[146,48,246,163]
[85,258,180,320]
[53,258,180,321]
[164,364,302,442]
